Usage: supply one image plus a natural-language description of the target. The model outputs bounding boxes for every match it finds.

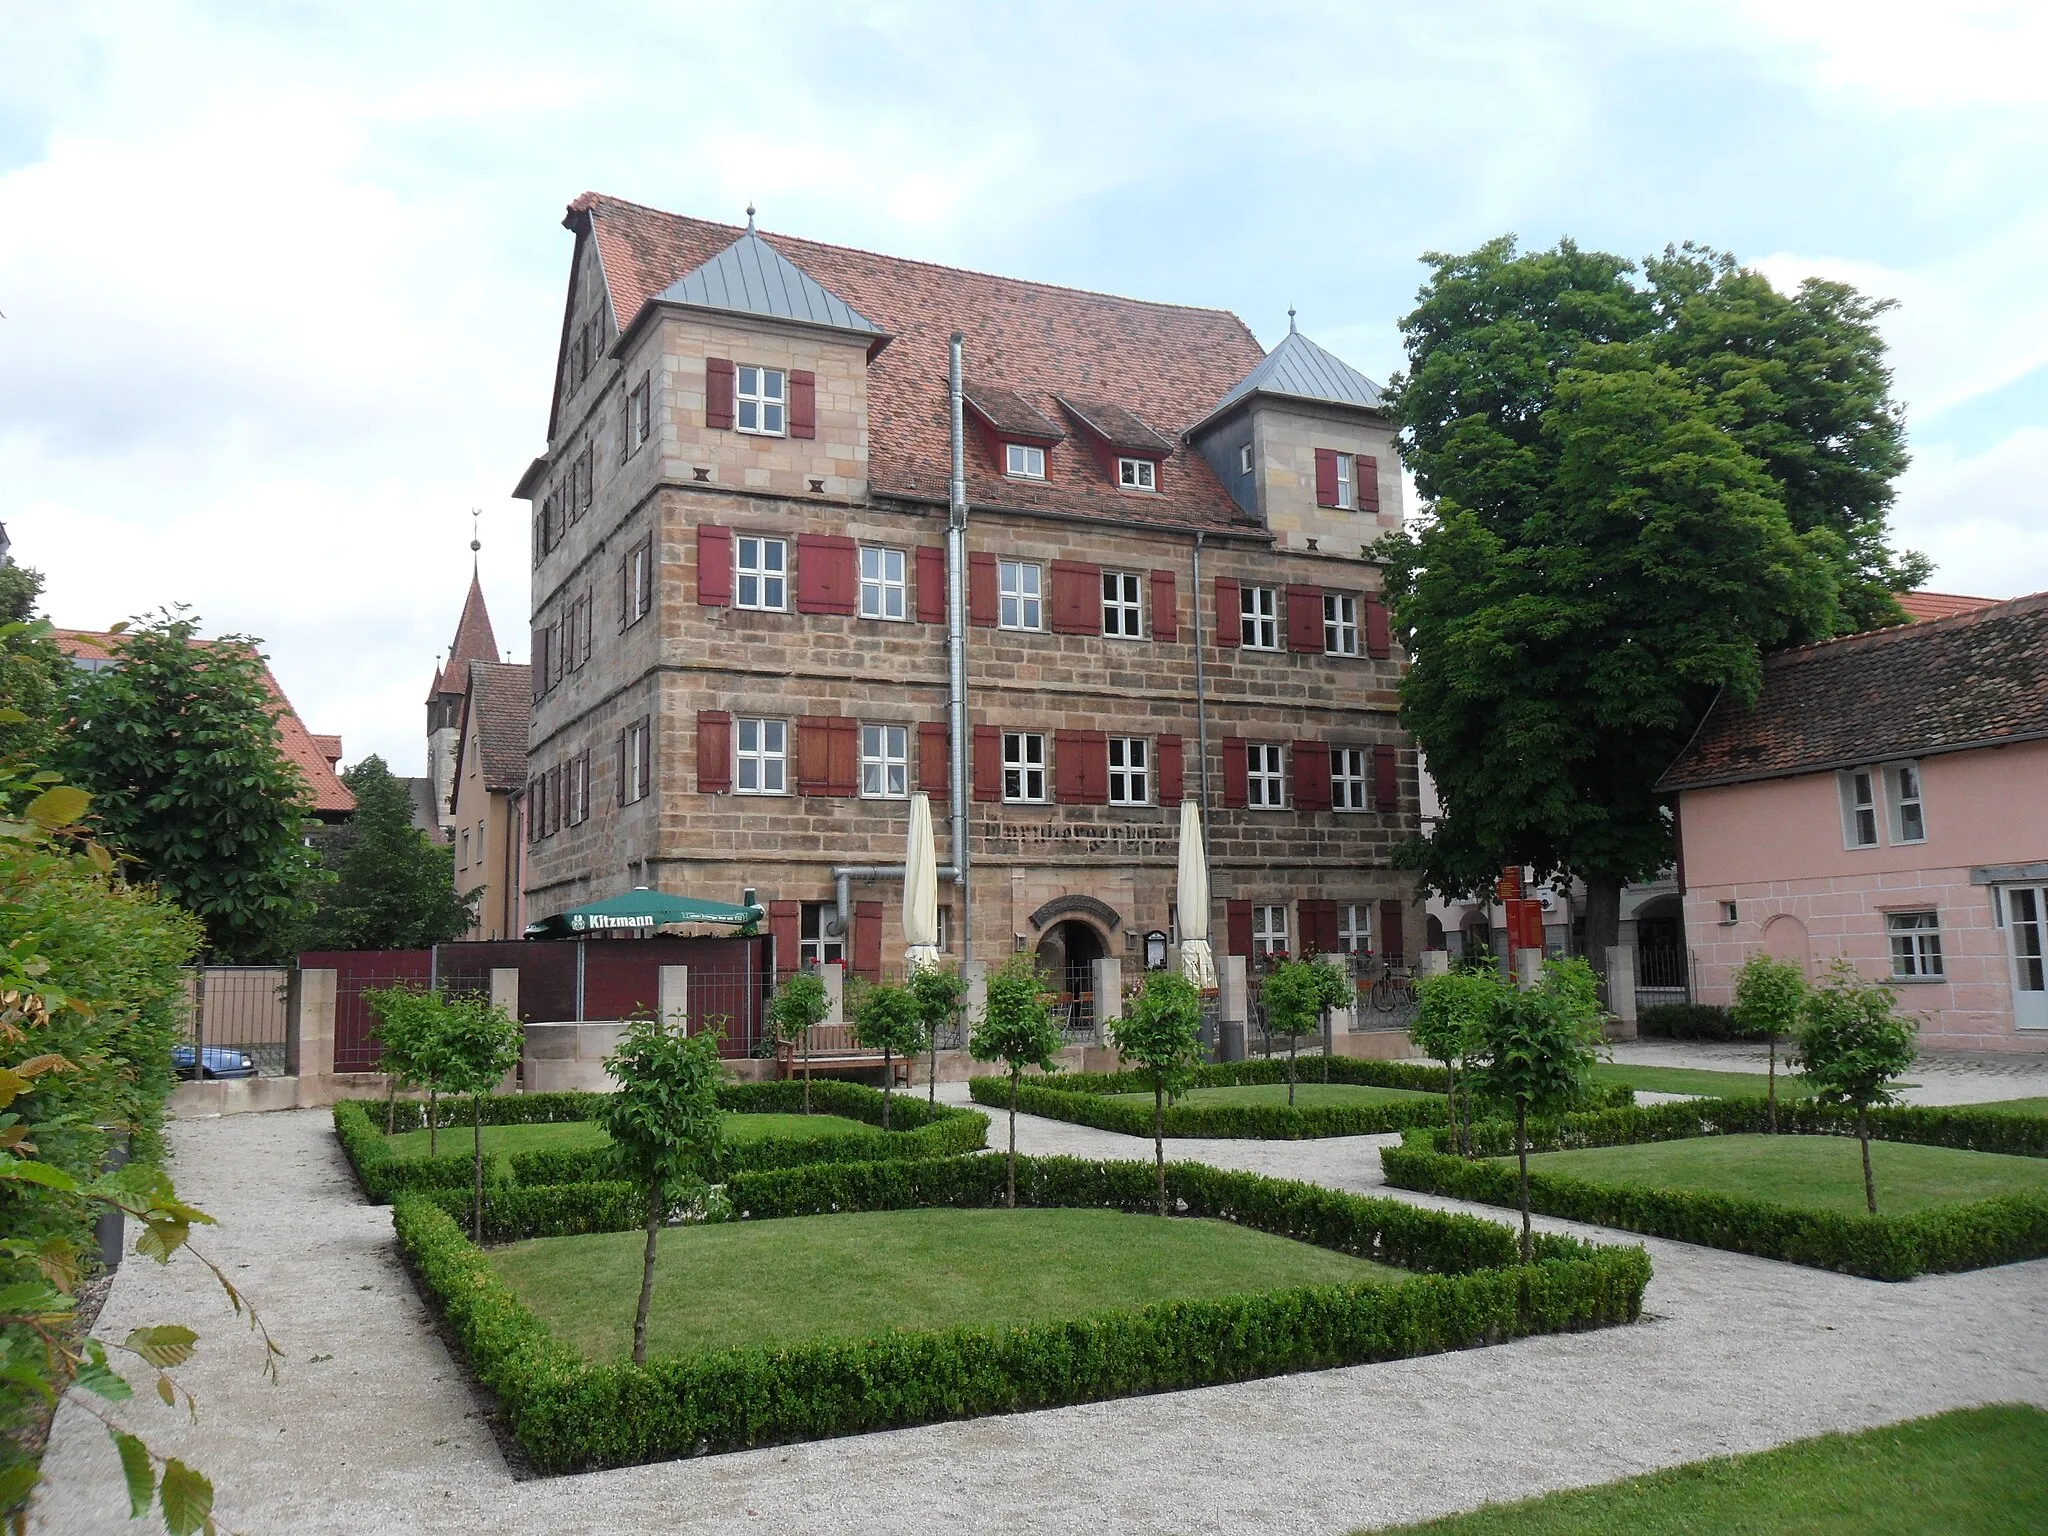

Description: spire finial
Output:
[1287,306,1297,334]
[745,202,756,233]
[469,509,481,567]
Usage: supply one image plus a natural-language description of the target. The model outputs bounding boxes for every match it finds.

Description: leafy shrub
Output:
[1638,1003,1748,1040]
[394,1157,1650,1471]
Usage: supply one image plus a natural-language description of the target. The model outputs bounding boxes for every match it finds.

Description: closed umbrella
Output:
[904,791,941,972]
[1176,799,1216,990]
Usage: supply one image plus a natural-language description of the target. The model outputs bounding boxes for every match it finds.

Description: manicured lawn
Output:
[1969,1095,2048,1117]
[1509,1133,2048,1216]
[491,1206,1402,1361]
[1364,1404,2048,1534]
[1106,1082,1435,1110]
[1590,1063,1814,1100]
[385,1111,878,1162]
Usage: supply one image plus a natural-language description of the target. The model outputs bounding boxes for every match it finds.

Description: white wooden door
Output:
[2001,885,2048,1032]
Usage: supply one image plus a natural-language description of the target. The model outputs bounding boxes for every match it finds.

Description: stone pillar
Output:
[1091,957,1123,1045]
[1514,948,1544,989]
[1218,955,1248,1062]
[489,968,521,1093]
[285,968,335,1079]
[821,962,846,1026]
[962,959,989,1035]
[1319,952,1354,1038]
[658,965,689,1031]
[1604,945,1639,1040]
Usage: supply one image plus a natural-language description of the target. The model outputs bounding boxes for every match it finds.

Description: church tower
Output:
[427,532,500,835]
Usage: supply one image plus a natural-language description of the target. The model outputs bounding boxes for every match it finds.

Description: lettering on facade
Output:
[984,819,1175,861]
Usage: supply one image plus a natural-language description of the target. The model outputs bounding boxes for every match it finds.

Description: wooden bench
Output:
[773,1024,911,1088]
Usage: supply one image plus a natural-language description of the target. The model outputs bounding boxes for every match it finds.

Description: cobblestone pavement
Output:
[31,1091,2048,1536]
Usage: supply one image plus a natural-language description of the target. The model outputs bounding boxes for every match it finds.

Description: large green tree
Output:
[1380,236,1922,958]
[0,565,68,769]
[303,756,476,951]
[60,611,323,962]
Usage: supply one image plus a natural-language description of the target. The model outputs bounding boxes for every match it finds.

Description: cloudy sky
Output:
[4,1,2043,772]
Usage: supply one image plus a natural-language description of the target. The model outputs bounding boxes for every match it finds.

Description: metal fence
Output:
[299,950,433,1073]
[1637,945,1691,999]
[180,967,289,1078]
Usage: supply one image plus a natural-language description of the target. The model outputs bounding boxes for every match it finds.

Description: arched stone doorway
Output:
[1036,918,1107,1020]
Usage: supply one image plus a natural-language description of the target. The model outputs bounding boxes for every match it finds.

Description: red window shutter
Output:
[1317,901,1345,957]
[768,900,800,979]
[918,721,950,799]
[1081,730,1109,804]
[1050,560,1099,635]
[1221,737,1248,809]
[636,716,652,797]
[1053,729,1084,803]
[1156,734,1184,806]
[696,524,732,606]
[1214,577,1240,647]
[916,546,947,624]
[617,553,628,632]
[1379,899,1406,962]
[852,900,883,981]
[1365,594,1392,659]
[969,552,998,627]
[1292,740,1331,811]
[1286,585,1324,652]
[826,717,859,797]
[796,716,835,795]
[614,731,626,805]
[1315,447,1339,507]
[972,725,1001,802]
[1374,745,1399,812]
[705,358,736,429]
[1226,900,1254,958]
[697,711,731,794]
[1356,454,1381,514]
[1149,569,1177,642]
[796,534,858,616]
[789,369,817,439]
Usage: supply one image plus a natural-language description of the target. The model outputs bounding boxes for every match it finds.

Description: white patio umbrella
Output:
[1176,798,1216,990]
[903,791,941,972]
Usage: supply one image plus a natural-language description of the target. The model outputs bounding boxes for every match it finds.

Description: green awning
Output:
[525,889,766,939]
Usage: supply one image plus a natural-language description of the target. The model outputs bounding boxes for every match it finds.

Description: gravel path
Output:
[31,1090,2048,1536]
[1609,1039,2048,1105]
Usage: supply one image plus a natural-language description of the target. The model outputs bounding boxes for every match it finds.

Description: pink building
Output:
[1658,592,2048,1052]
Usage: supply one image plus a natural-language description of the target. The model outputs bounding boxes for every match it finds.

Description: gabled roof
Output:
[1657,591,2048,793]
[653,228,884,345]
[1054,395,1177,457]
[1897,590,1999,623]
[452,661,534,800]
[52,629,357,819]
[963,383,1064,444]
[564,193,1269,533]
[430,574,499,703]
[1193,326,1385,435]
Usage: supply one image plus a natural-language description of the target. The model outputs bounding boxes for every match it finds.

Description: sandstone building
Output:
[515,195,1417,1007]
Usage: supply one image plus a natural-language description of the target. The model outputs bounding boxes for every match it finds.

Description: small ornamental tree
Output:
[766,971,829,1114]
[364,984,434,1135]
[1108,971,1204,1216]
[1732,953,1808,1132]
[1413,967,1505,1156]
[599,1019,727,1366]
[970,952,1063,1208]
[908,963,967,1108]
[850,982,927,1131]
[1475,956,1606,1260]
[1258,959,1353,1106]
[432,995,523,1242]
[1795,960,1916,1214]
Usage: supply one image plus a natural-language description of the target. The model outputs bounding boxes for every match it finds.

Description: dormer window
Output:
[1239,444,1253,476]
[1118,457,1157,492]
[1005,443,1046,480]
[736,366,785,436]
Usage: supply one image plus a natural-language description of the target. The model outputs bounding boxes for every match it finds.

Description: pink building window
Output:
[1887,910,1944,979]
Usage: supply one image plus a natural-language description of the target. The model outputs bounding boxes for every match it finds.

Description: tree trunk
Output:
[928,1030,938,1109]
[427,1087,438,1157]
[1006,1065,1019,1209]
[472,1095,485,1245]
[882,1047,893,1131]
[1444,1066,1457,1153]
[1581,877,1622,984]
[385,1075,398,1136]
[1516,1100,1532,1263]
[1286,1033,1298,1107]
[1154,1081,1167,1218]
[802,1031,812,1114]
[1322,1011,1331,1085]
[1461,1066,1475,1157]
[1767,1032,1779,1134]
[632,1182,661,1367]
[1858,1106,1877,1215]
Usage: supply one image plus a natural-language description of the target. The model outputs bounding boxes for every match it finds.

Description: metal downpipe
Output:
[947,334,972,963]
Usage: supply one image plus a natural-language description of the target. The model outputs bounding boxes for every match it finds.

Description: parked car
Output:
[172,1044,257,1079]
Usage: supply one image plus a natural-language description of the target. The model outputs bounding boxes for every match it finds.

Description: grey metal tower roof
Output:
[654,229,882,337]
[1192,328,1384,432]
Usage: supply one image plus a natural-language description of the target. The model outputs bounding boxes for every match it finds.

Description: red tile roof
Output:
[569,193,1271,534]
[1897,590,2000,622]
[452,661,533,797]
[430,573,500,703]
[53,630,357,818]
[1657,591,2048,792]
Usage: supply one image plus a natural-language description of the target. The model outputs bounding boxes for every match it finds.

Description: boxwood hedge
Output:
[393,1154,1650,1471]
[334,1080,986,1203]
[970,1057,1632,1140]
[1379,1099,2048,1280]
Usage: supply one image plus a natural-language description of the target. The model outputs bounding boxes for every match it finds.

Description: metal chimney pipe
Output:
[947,334,973,964]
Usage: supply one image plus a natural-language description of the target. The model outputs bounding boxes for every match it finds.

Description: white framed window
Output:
[1338,903,1372,955]
[735,536,787,612]
[627,374,652,454]
[1102,571,1142,638]
[999,561,1043,631]
[1887,762,1926,844]
[1331,747,1368,811]
[935,905,952,953]
[623,717,651,803]
[568,752,590,824]
[736,718,787,795]
[1238,443,1253,476]
[860,723,909,798]
[859,546,908,621]
[1003,732,1047,802]
[1252,904,1289,958]
[1240,585,1279,649]
[1118,456,1157,491]
[459,828,470,868]
[626,537,653,627]
[1005,443,1046,479]
[1887,910,1945,979]
[799,902,844,969]
[1335,452,1354,510]
[1324,592,1359,655]
[1839,769,1878,849]
[736,365,786,435]
[1108,737,1148,805]
[1247,743,1285,809]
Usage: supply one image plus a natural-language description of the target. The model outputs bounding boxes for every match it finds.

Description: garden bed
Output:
[394,1155,1651,1472]
[334,1080,986,1202]
[1380,1099,2048,1279]
[971,1057,1632,1139]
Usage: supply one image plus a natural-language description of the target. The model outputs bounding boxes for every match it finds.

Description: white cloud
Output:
[1889,427,2048,599]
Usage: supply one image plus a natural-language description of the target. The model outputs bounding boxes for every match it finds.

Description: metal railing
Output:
[179,967,290,1079]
